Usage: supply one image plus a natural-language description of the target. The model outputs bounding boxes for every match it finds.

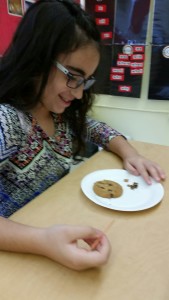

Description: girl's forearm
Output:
[0,216,45,255]
[106,136,138,160]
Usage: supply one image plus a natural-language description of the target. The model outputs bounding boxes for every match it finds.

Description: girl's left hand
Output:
[123,154,166,185]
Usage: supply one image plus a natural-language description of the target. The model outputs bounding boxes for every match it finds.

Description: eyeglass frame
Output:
[54,61,96,90]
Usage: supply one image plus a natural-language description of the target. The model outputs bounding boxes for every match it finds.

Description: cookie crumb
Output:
[127,182,138,190]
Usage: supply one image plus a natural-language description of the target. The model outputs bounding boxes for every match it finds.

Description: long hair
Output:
[0,0,101,154]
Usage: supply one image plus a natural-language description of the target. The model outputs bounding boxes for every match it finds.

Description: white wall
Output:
[91,95,169,145]
[90,0,169,146]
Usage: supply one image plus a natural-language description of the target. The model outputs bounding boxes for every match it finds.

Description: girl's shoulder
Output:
[0,103,15,112]
[0,104,20,127]
[0,104,32,136]
[0,104,22,120]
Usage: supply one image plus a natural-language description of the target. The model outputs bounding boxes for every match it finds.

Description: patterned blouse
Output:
[0,104,121,217]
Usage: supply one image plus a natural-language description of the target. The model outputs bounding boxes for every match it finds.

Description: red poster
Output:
[0,0,23,56]
[0,0,83,56]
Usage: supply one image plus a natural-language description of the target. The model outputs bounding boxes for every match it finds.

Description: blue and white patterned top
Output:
[0,104,121,217]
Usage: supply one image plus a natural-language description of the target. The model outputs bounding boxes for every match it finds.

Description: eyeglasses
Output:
[54,61,96,90]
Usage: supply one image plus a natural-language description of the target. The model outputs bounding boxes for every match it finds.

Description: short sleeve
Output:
[85,117,123,148]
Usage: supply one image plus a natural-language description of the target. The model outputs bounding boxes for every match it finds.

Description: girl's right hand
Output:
[39,224,111,271]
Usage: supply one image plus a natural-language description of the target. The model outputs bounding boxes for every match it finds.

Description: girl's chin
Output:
[51,106,67,114]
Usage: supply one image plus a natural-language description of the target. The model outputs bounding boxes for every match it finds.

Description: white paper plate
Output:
[81,169,164,211]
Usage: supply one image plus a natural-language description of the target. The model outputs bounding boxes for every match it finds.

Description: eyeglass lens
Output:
[67,75,95,90]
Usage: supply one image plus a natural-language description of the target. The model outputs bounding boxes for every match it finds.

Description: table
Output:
[0,141,169,300]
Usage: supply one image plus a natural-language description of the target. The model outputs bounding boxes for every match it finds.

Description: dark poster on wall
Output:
[94,44,145,98]
[152,0,169,45]
[149,0,169,100]
[85,0,149,98]
[149,46,169,100]
[114,0,150,45]
[85,0,115,45]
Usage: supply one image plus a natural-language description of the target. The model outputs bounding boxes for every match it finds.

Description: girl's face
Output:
[41,44,100,114]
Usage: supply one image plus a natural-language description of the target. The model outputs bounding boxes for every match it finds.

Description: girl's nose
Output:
[70,85,84,99]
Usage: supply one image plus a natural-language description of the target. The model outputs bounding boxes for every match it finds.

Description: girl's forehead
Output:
[58,45,100,66]
[57,47,100,77]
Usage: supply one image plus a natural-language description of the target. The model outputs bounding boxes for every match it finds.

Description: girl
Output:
[0,0,165,270]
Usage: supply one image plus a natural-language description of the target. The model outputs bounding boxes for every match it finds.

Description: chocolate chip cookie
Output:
[93,180,123,198]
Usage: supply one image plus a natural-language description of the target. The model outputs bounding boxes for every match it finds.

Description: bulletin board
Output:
[85,0,150,98]
[148,0,169,100]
